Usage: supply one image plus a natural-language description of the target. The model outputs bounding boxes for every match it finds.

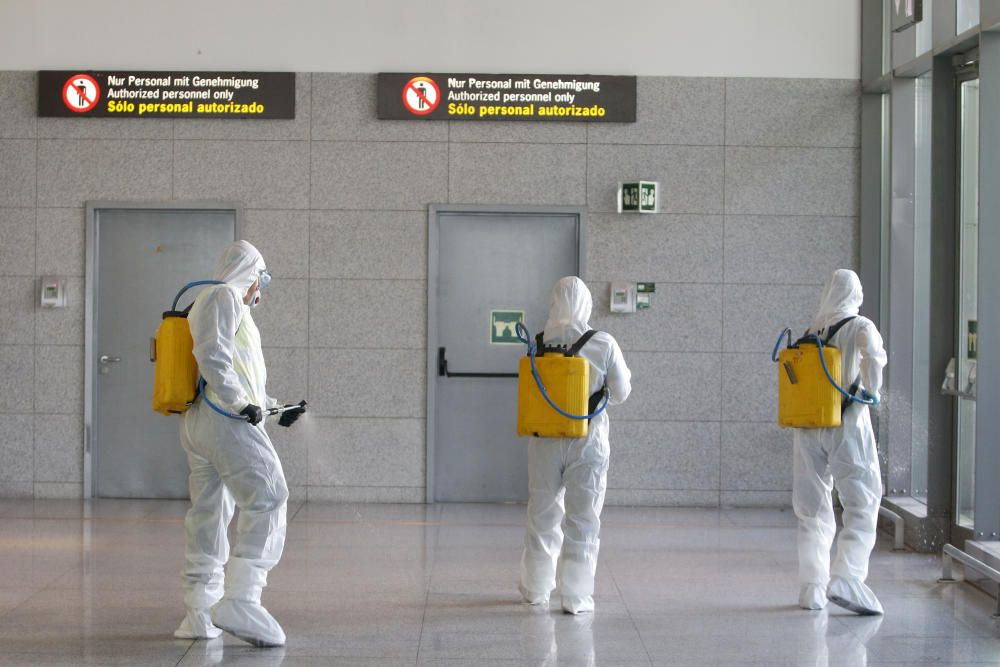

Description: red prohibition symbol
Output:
[62,74,100,113]
[402,76,440,115]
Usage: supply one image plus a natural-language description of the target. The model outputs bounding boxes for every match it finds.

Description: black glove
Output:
[240,403,264,425]
[278,401,307,428]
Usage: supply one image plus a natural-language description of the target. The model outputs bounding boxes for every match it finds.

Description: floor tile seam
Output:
[415,515,442,665]
[602,556,656,665]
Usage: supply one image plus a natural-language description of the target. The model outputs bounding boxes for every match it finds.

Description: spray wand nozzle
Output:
[265,400,307,417]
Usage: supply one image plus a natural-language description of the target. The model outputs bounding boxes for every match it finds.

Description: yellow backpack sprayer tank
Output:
[515,323,609,438]
[151,280,224,415]
[772,317,874,428]
[152,279,309,423]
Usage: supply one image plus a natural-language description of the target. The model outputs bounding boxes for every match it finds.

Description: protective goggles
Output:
[259,269,271,291]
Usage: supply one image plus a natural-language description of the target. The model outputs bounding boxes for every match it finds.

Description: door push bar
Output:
[438,347,517,379]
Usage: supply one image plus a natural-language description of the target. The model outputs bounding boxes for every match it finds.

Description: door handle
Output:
[99,355,122,364]
[438,347,517,378]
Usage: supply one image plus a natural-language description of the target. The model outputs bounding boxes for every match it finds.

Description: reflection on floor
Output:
[0,500,998,665]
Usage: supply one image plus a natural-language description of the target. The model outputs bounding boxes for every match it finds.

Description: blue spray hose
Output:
[172,280,226,311]
[198,376,247,420]
[515,322,609,421]
[771,329,875,406]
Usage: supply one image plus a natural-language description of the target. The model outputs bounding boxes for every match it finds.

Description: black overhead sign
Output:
[377,73,636,122]
[38,71,295,119]
[891,0,923,32]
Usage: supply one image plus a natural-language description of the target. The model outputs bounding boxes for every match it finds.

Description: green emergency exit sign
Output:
[490,310,524,345]
[619,181,659,213]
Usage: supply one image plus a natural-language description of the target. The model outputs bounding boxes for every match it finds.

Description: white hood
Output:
[543,276,593,343]
[811,269,863,334]
[214,240,265,297]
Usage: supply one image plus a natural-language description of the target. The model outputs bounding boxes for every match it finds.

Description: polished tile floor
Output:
[0,500,998,666]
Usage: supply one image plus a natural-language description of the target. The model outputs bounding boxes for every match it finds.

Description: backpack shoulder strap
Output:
[824,316,857,344]
[567,329,600,357]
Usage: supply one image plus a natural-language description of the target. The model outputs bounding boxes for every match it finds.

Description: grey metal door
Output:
[430,210,581,502]
[92,207,235,498]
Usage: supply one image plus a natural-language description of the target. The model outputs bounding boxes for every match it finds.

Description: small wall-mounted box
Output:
[39,277,67,308]
[610,282,636,313]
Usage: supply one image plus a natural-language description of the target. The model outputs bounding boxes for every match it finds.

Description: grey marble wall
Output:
[0,72,859,504]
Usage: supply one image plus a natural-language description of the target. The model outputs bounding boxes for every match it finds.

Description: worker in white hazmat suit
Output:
[174,241,303,647]
[520,276,632,614]
[793,269,887,615]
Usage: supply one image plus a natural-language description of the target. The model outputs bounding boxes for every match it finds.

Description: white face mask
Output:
[248,270,271,309]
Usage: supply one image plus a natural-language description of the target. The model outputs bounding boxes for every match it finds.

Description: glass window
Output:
[883,0,893,75]
[957,0,980,34]
[910,73,933,503]
[955,77,979,528]
[916,0,934,55]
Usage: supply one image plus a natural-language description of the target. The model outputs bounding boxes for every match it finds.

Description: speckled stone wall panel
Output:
[33,414,82,483]
[267,421,308,488]
[0,414,33,484]
[721,490,792,507]
[725,146,859,216]
[242,210,310,279]
[448,142,587,205]
[307,485,424,503]
[724,215,858,285]
[309,280,425,349]
[585,214,724,284]
[0,346,33,413]
[35,208,84,276]
[250,279,309,348]
[589,77,725,146]
[310,141,448,210]
[726,78,860,148]
[448,119,585,144]
[604,489,721,507]
[309,348,423,418]
[173,73,311,142]
[310,210,426,280]
[37,117,173,141]
[33,346,83,414]
[722,283,819,353]
[721,422,794,491]
[0,208,36,276]
[721,353,778,423]
[33,482,82,499]
[589,282,722,352]
[259,347,309,405]
[36,139,171,207]
[587,144,724,214]
[311,73,447,143]
[0,72,37,139]
[308,417,424,487]
[173,140,309,209]
[614,352,722,422]
[0,140,36,207]
[0,481,33,498]
[609,421,721,491]
[0,277,34,345]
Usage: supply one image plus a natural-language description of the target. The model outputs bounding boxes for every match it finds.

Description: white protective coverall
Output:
[793,269,887,615]
[520,277,632,614]
[175,241,289,646]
